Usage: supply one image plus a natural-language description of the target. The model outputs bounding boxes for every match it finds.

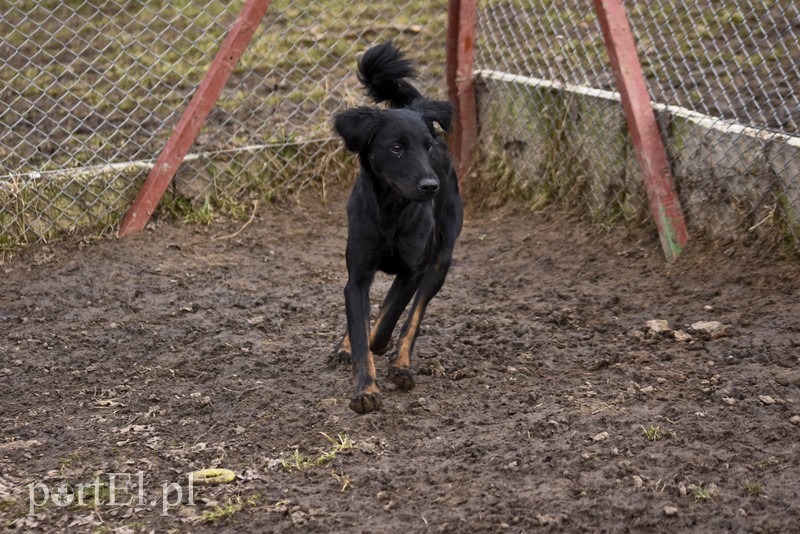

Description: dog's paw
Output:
[349,392,383,414]
[388,367,415,391]
[327,350,351,367]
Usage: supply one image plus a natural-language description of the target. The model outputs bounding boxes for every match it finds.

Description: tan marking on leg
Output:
[395,304,424,369]
[362,352,381,395]
[340,333,351,354]
[350,354,383,413]
[354,351,380,394]
[368,307,386,350]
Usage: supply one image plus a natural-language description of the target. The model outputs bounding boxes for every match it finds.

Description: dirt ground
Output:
[1,185,799,533]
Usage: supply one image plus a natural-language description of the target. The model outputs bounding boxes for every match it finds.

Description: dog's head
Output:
[334,101,453,202]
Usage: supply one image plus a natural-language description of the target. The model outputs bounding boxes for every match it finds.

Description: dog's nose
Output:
[418,178,439,196]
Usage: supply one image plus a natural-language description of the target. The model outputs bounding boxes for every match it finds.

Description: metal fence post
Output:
[118,0,273,237]
[594,0,689,261]
[446,0,477,183]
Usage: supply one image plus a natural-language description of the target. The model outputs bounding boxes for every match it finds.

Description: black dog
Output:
[331,42,463,414]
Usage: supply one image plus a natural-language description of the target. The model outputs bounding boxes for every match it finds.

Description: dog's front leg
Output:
[344,274,382,414]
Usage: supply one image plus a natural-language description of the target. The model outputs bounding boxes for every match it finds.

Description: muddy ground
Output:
[1,185,799,532]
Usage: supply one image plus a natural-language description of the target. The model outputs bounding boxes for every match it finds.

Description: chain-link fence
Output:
[474,0,800,252]
[3,1,800,255]
[0,0,448,253]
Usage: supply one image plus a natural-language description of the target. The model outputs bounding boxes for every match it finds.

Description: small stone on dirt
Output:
[790,415,800,425]
[722,396,736,406]
[592,431,610,442]
[418,359,445,376]
[689,320,730,339]
[290,510,308,525]
[673,330,693,342]
[759,395,777,405]
[632,475,643,489]
[0,439,42,451]
[645,319,671,336]
[358,436,386,455]
[247,315,265,326]
[617,460,633,473]
[450,367,476,380]
[536,513,564,526]
[663,505,679,516]
[526,392,540,405]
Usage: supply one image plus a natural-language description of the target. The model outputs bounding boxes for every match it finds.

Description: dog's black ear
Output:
[333,106,383,152]
[418,100,454,134]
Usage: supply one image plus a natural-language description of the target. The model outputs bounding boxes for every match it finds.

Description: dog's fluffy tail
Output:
[358,41,422,108]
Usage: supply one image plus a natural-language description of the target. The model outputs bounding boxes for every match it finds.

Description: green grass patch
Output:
[755,456,779,470]
[280,432,357,472]
[746,481,763,497]
[199,494,261,525]
[692,483,714,503]
[641,424,662,442]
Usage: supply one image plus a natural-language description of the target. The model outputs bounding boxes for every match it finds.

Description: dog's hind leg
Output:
[329,332,352,366]
[369,272,422,355]
[388,254,454,391]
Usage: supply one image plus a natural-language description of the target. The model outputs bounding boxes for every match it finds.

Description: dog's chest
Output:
[375,205,435,274]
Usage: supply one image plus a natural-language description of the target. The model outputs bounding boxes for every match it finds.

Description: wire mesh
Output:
[3,1,799,255]
[474,0,800,251]
[0,0,448,253]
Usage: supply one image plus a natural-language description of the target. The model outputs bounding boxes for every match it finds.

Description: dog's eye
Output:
[390,144,403,155]
[425,141,433,152]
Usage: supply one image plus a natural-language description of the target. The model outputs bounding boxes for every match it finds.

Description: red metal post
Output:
[446,0,478,183]
[119,0,273,237]
[446,0,462,151]
[593,0,688,261]
[456,0,477,181]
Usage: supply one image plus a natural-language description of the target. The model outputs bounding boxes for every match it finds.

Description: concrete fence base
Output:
[475,69,800,250]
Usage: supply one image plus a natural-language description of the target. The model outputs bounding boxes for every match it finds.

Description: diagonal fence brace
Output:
[594,0,689,261]
[119,0,273,237]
